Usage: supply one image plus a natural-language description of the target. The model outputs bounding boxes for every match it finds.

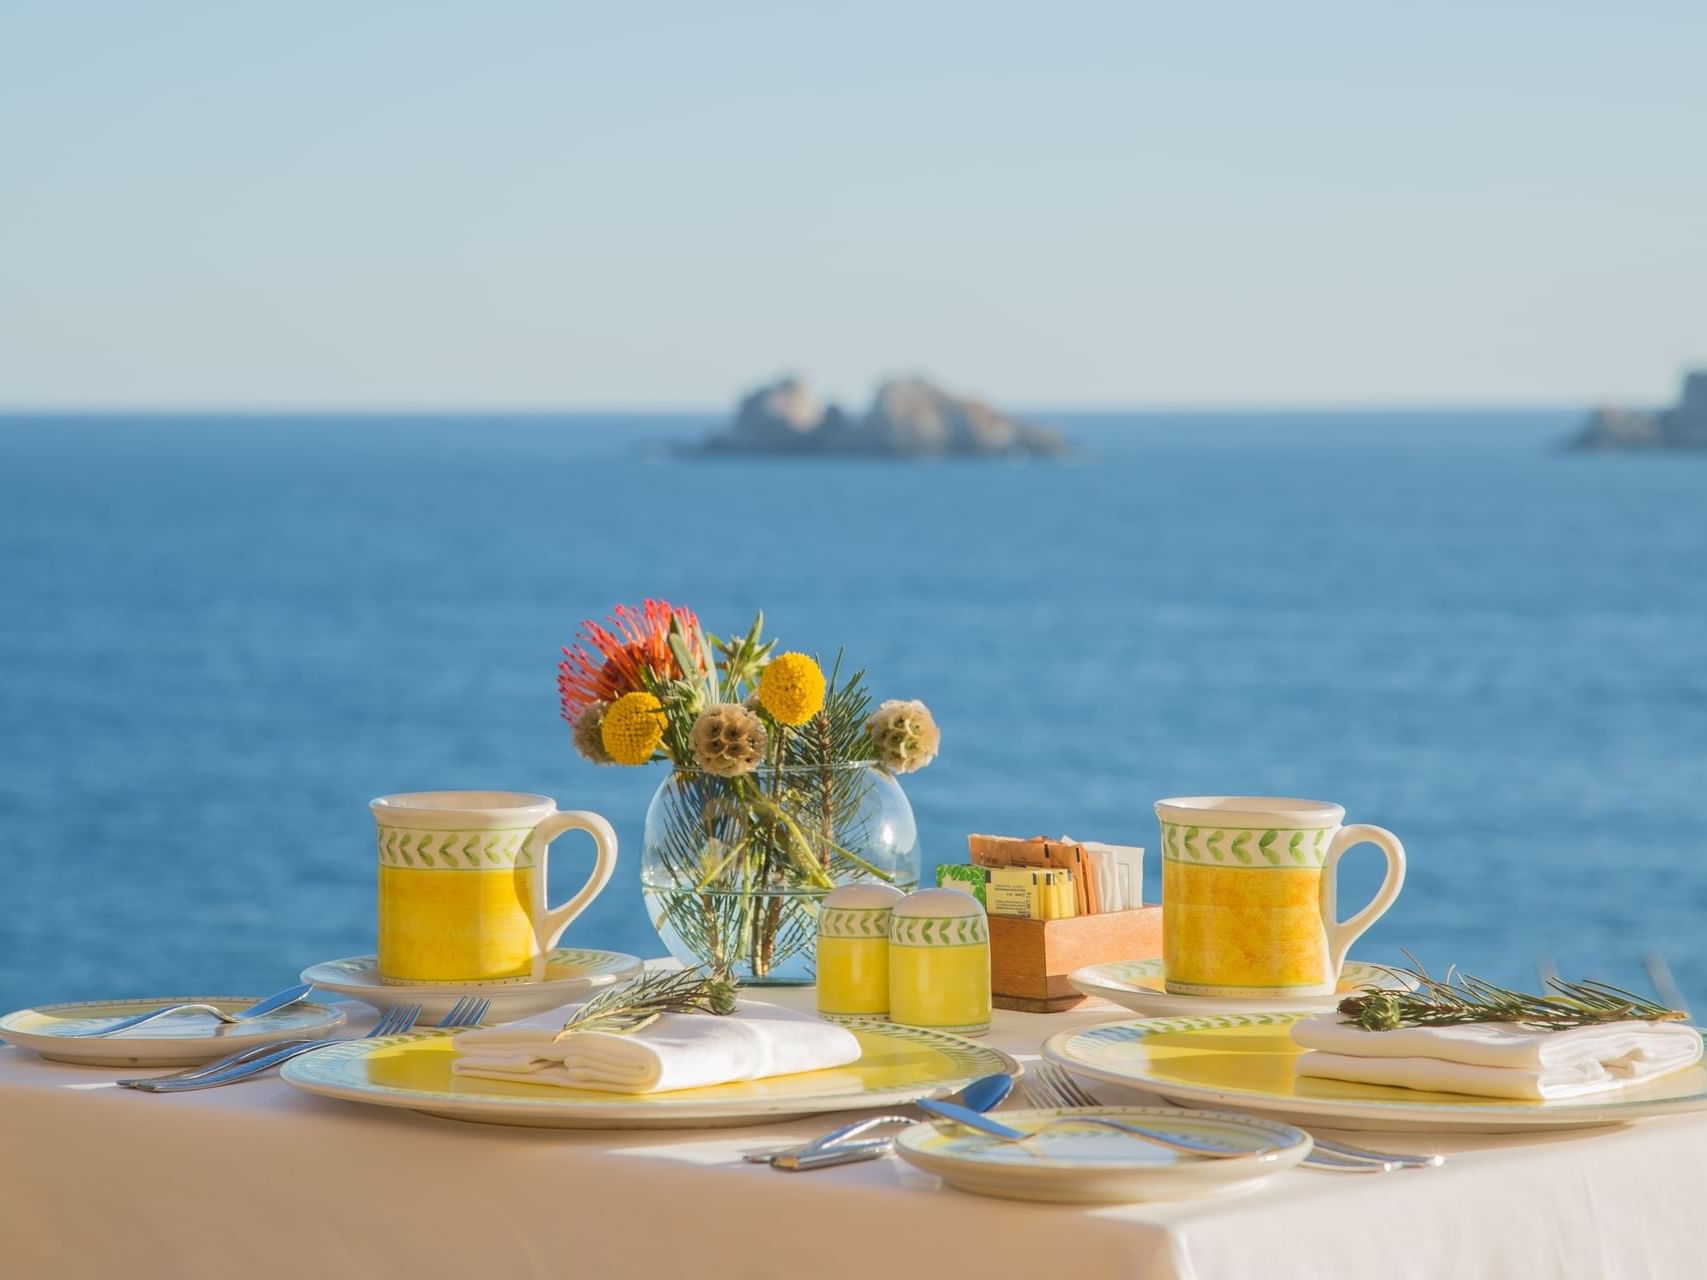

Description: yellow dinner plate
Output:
[283,1022,1019,1129]
[1044,1012,1707,1133]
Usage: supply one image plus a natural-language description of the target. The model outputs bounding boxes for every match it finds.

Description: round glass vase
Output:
[640,762,920,985]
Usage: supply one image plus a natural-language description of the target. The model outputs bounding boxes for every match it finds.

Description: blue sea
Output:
[2,411,1703,1014]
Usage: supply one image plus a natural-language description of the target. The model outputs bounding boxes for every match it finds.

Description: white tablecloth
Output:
[4,982,1706,1280]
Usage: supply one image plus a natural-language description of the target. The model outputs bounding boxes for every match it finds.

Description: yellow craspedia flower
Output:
[757,652,825,725]
[600,690,665,765]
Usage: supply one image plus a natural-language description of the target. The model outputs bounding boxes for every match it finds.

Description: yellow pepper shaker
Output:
[888,888,991,1036]
[816,883,905,1022]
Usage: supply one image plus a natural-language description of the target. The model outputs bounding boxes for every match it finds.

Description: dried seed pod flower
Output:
[865,698,940,774]
[689,703,769,777]
[572,700,614,765]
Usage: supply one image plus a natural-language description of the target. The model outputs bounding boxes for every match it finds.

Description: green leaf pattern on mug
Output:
[377,826,536,870]
[1258,829,1281,864]
[1163,822,1331,868]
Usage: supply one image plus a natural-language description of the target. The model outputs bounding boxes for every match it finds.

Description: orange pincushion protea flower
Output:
[558,600,705,722]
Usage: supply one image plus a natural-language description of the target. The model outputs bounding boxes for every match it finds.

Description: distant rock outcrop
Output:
[1570,372,1707,450]
[695,376,1070,458]
[724,377,823,449]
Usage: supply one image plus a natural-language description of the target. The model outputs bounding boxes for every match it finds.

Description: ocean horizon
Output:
[2,408,1702,1014]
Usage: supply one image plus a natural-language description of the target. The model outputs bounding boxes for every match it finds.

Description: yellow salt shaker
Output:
[816,883,905,1022]
[888,888,991,1036]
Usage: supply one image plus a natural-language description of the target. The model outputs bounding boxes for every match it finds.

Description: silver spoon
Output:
[745,1071,1015,1170]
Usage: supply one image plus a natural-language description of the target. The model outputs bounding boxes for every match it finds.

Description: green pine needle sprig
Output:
[555,967,740,1040]
[1340,954,1688,1032]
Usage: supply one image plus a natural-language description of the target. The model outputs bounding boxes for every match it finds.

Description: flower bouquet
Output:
[559,601,939,983]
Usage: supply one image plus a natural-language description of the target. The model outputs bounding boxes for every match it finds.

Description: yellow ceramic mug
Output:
[372,791,618,983]
[1157,796,1405,997]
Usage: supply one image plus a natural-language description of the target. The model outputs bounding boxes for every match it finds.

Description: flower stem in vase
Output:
[753,726,789,979]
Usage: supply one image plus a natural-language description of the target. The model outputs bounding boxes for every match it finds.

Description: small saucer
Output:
[300,949,644,1020]
[0,996,346,1067]
[893,1106,1310,1203]
[1068,959,1409,1017]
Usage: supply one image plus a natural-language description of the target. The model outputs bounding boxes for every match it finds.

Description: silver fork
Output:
[127,998,490,1090]
[60,983,314,1037]
[436,996,491,1029]
[132,995,491,1087]
[118,1003,428,1092]
[1028,1062,1442,1172]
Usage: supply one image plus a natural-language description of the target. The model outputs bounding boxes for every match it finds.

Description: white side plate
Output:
[0,997,346,1067]
[893,1106,1310,1203]
[1069,959,1407,1016]
[300,949,643,1020]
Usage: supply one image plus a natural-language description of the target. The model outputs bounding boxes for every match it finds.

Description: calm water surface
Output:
[1,411,1703,1012]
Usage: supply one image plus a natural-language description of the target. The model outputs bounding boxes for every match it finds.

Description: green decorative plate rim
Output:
[303,948,642,990]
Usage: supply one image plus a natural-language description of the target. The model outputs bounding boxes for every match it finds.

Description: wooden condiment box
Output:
[988,906,1163,1013]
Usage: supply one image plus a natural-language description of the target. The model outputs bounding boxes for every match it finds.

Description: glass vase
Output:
[640,762,920,984]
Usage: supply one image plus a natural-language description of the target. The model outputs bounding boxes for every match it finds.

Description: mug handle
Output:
[521,811,619,983]
[1322,824,1405,979]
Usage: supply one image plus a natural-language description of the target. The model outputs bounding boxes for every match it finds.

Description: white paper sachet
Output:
[1291,1014,1703,1101]
[450,999,861,1095]
[1080,841,1143,911]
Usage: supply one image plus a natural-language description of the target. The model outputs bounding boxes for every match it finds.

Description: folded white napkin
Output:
[1292,1013,1703,1101]
[450,1000,861,1095]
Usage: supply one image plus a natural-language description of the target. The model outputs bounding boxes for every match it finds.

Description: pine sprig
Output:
[555,968,740,1040]
[783,651,875,771]
[1340,956,1688,1032]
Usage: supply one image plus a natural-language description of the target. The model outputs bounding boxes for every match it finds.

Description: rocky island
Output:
[691,376,1070,458]
[1570,371,1707,450]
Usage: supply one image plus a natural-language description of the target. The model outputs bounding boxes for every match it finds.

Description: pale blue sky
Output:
[2,2,1703,409]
